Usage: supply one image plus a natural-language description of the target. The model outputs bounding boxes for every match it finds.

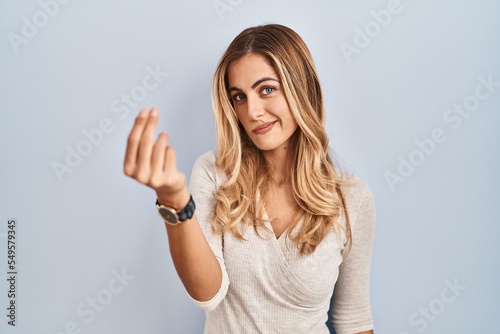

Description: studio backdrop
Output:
[1,1,499,333]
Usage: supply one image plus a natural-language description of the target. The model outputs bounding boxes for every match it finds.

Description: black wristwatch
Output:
[156,195,196,226]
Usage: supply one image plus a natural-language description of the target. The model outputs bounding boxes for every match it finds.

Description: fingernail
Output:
[139,109,148,117]
[151,108,158,117]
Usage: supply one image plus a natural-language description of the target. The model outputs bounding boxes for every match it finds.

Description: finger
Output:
[124,108,150,175]
[136,107,160,176]
[163,146,186,193]
[164,145,178,174]
[151,131,169,181]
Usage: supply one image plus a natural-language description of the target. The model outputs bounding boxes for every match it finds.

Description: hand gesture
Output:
[124,107,187,206]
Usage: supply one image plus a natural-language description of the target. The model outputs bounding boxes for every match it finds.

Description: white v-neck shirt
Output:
[187,151,375,334]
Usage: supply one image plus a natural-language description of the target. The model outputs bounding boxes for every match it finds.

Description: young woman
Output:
[124,24,375,334]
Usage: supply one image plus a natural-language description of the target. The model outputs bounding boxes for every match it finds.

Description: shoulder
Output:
[190,151,225,188]
[191,150,216,181]
[337,174,376,230]
[193,150,216,169]
[338,175,374,202]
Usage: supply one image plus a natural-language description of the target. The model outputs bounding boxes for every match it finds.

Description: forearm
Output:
[160,191,222,302]
[165,214,222,301]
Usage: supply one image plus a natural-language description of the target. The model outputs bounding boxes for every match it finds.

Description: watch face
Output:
[158,207,179,225]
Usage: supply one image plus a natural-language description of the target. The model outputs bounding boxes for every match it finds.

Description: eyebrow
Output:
[229,77,281,92]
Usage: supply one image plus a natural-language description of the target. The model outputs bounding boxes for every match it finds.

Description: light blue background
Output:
[1,0,499,333]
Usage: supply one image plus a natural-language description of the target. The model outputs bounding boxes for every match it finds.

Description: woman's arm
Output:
[332,177,376,333]
[124,107,222,301]
[161,190,222,302]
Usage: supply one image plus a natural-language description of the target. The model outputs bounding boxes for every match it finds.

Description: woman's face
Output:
[227,53,298,154]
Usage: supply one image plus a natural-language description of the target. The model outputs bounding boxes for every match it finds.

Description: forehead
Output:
[227,53,278,88]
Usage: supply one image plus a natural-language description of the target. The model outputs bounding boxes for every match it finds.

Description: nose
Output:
[246,95,264,120]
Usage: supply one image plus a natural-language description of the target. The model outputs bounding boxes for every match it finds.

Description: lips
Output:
[252,121,276,135]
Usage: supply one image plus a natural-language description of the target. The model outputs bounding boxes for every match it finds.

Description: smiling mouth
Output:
[252,121,276,134]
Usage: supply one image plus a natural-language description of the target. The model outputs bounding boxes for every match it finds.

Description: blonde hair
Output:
[211,24,351,255]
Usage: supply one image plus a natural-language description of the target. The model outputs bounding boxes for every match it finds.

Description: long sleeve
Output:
[187,151,230,311]
[332,178,376,333]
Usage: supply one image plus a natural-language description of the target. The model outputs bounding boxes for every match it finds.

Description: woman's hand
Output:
[123,107,188,208]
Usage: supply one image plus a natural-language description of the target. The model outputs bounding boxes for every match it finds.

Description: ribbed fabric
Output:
[187,151,375,334]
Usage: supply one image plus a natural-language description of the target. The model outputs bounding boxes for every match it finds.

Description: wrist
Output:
[156,188,190,211]
[156,191,196,225]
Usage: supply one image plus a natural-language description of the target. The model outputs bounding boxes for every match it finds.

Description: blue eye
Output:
[231,93,245,101]
[262,87,275,95]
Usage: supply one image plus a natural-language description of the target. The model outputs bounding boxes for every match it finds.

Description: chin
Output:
[253,142,284,152]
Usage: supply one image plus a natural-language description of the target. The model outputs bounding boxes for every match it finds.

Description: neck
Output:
[263,145,291,186]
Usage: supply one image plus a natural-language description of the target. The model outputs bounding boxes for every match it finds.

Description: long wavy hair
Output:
[211,24,351,255]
